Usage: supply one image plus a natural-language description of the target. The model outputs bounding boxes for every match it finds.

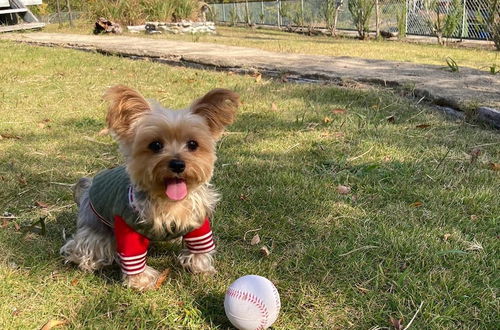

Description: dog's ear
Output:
[191,89,239,139]
[103,85,151,141]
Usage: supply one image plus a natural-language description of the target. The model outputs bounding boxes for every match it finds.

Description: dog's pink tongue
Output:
[165,179,187,201]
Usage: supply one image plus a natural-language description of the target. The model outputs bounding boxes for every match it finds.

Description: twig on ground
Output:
[403,301,424,330]
[50,182,73,187]
[434,148,451,170]
[339,245,378,257]
[243,227,262,241]
[347,146,374,162]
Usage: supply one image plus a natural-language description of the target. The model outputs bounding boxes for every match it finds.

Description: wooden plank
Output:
[0,22,45,32]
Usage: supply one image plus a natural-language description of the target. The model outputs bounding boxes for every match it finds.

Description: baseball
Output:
[224,275,281,330]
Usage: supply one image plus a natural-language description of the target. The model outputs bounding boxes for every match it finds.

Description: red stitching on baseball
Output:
[227,288,268,329]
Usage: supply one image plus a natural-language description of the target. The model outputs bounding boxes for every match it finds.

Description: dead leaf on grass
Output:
[70,278,79,286]
[250,234,261,246]
[1,219,8,228]
[155,268,171,289]
[40,319,68,330]
[489,162,500,171]
[260,245,271,257]
[386,115,396,123]
[470,215,478,221]
[337,185,351,194]
[323,116,332,123]
[415,124,431,129]
[271,103,278,111]
[443,233,451,241]
[14,223,20,231]
[239,194,249,201]
[410,201,423,207]
[35,201,49,208]
[389,317,403,330]
[331,108,346,115]
[0,133,21,140]
[251,72,262,82]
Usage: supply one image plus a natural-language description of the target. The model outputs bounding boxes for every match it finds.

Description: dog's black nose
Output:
[169,159,185,173]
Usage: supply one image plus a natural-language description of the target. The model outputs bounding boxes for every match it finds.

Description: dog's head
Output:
[104,85,239,201]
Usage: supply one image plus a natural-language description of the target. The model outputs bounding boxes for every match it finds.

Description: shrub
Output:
[83,0,200,26]
[348,0,375,39]
[426,0,462,45]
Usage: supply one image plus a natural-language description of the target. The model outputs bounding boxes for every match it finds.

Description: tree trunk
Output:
[375,0,380,38]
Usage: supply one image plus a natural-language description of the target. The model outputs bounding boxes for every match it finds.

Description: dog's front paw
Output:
[178,249,216,274]
[122,265,160,291]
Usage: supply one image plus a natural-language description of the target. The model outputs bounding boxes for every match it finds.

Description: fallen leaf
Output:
[386,115,395,123]
[70,278,79,286]
[470,215,478,221]
[250,234,261,246]
[410,201,423,207]
[323,116,332,123]
[18,177,27,185]
[14,223,20,231]
[415,124,431,129]
[155,268,171,289]
[271,103,278,111]
[251,72,262,82]
[0,133,21,139]
[337,185,351,194]
[260,245,271,257]
[239,194,249,201]
[40,319,68,330]
[36,201,49,208]
[489,162,500,171]
[1,219,8,228]
[280,74,289,82]
[389,317,403,330]
[12,308,21,316]
[38,123,46,129]
[227,71,235,75]
[443,233,451,241]
[331,108,346,115]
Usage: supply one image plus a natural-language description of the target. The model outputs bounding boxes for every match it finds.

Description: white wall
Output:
[1,0,43,8]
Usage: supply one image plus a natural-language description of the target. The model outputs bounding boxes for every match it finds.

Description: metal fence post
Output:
[405,0,409,36]
[261,1,264,24]
[277,0,281,28]
[461,0,467,40]
[301,0,304,27]
[222,2,225,22]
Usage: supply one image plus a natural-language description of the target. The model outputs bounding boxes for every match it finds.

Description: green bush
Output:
[426,0,462,45]
[348,0,375,39]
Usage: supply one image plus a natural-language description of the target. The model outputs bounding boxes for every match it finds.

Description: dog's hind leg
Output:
[61,181,116,272]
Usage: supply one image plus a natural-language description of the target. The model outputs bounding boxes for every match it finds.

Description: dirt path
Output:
[2,32,499,126]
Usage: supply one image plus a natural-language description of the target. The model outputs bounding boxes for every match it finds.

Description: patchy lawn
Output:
[44,22,499,71]
[0,40,499,329]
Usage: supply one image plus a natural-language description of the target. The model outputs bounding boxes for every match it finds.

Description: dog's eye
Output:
[186,140,198,151]
[148,141,163,153]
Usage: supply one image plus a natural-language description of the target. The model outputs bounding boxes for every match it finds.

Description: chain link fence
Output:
[209,0,497,40]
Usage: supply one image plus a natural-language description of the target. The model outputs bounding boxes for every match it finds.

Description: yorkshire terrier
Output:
[60,85,239,291]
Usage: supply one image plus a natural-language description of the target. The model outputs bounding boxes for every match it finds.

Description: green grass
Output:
[0,40,499,329]
[44,22,499,71]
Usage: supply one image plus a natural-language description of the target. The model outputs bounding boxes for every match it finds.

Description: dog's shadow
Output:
[194,290,234,329]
